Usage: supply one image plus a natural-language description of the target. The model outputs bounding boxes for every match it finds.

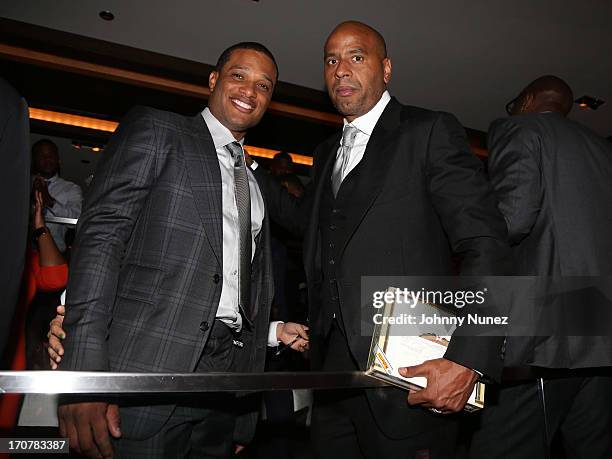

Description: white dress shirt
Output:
[37,174,83,252]
[201,108,265,332]
[333,90,391,185]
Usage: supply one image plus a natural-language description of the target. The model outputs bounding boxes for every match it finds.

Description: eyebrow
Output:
[324,47,368,58]
[228,64,274,86]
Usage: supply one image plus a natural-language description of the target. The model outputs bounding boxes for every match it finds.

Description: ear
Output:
[383,57,392,85]
[208,71,219,93]
[520,93,535,114]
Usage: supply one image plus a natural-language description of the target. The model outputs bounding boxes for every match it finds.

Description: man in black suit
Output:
[0,77,30,361]
[57,43,308,459]
[469,75,612,458]
[255,21,512,458]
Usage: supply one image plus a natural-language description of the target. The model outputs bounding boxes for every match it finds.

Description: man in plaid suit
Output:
[57,42,308,458]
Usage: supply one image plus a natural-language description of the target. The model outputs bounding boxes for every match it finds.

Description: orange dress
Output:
[0,248,68,432]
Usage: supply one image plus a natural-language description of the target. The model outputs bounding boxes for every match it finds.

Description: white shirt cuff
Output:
[250,160,259,171]
[268,321,283,347]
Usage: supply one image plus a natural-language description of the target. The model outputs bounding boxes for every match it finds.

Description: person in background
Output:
[31,139,82,253]
[269,151,294,177]
[0,189,68,433]
[279,174,305,199]
[0,77,30,360]
[469,75,612,458]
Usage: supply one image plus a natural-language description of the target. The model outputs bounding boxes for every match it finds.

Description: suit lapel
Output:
[337,98,403,259]
[184,114,223,265]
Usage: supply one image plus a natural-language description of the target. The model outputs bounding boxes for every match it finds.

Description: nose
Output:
[334,59,351,79]
[240,81,257,99]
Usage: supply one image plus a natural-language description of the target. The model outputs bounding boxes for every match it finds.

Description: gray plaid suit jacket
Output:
[61,106,274,441]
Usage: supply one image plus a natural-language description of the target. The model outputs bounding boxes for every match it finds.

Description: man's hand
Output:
[58,402,121,459]
[32,175,54,208]
[399,358,478,413]
[276,322,309,352]
[47,305,65,369]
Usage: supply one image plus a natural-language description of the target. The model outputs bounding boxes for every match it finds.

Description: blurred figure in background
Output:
[269,151,294,177]
[470,75,612,459]
[0,189,68,434]
[279,174,305,199]
[0,77,30,360]
[31,139,82,253]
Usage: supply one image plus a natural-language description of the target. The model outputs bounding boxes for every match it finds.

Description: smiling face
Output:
[324,23,391,122]
[207,48,277,140]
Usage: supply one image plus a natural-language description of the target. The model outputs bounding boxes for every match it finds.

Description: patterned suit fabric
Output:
[61,106,273,441]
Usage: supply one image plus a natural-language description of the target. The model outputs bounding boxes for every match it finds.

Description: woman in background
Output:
[0,189,68,433]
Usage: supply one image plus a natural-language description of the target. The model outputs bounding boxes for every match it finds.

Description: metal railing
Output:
[0,371,386,394]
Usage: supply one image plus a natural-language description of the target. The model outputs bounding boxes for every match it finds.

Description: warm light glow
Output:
[30,108,314,166]
[243,146,313,166]
[579,103,588,108]
[29,108,118,132]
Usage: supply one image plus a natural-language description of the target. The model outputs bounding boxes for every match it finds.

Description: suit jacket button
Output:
[200,321,209,332]
[213,274,220,284]
[329,259,335,265]
[329,224,337,231]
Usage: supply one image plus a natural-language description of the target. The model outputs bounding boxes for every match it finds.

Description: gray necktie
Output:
[331,125,359,197]
[225,141,252,324]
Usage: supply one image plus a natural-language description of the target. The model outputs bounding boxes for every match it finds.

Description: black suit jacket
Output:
[62,107,274,442]
[488,113,612,368]
[257,98,512,437]
[0,77,30,360]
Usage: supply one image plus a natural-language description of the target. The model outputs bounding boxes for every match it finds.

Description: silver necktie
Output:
[225,141,252,323]
[331,125,359,197]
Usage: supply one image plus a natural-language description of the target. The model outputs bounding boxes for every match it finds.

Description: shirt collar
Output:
[343,90,391,136]
[201,107,245,150]
[35,174,58,184]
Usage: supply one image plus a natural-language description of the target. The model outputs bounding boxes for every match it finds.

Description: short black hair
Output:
[274,151,293,162]
[215,42,279,81]
[32,138,58,156]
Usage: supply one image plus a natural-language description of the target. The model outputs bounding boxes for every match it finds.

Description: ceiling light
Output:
[574,96,605,111]
[30,108,118,132]
[72,141,104,152]
[32,108,313,166]
[99,11,115,21]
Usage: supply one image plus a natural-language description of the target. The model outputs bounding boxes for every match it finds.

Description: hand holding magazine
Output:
[366,287,485,412]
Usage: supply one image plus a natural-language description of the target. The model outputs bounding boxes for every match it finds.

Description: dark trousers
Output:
[311,321,457,459]
[112,320,242,458]
[468,375,612,459]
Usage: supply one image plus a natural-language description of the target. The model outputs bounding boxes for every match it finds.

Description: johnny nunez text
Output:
[372,313,508,326]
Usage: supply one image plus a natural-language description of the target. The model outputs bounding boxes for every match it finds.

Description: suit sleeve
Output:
[0,84,30,357]
[425,112,513,381]
[487,118,543,245]
[61,107,160,371]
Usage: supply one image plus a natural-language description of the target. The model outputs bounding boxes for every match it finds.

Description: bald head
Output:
[327,21,387,59]
[511,75,574,116]
[324,21,391,121]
